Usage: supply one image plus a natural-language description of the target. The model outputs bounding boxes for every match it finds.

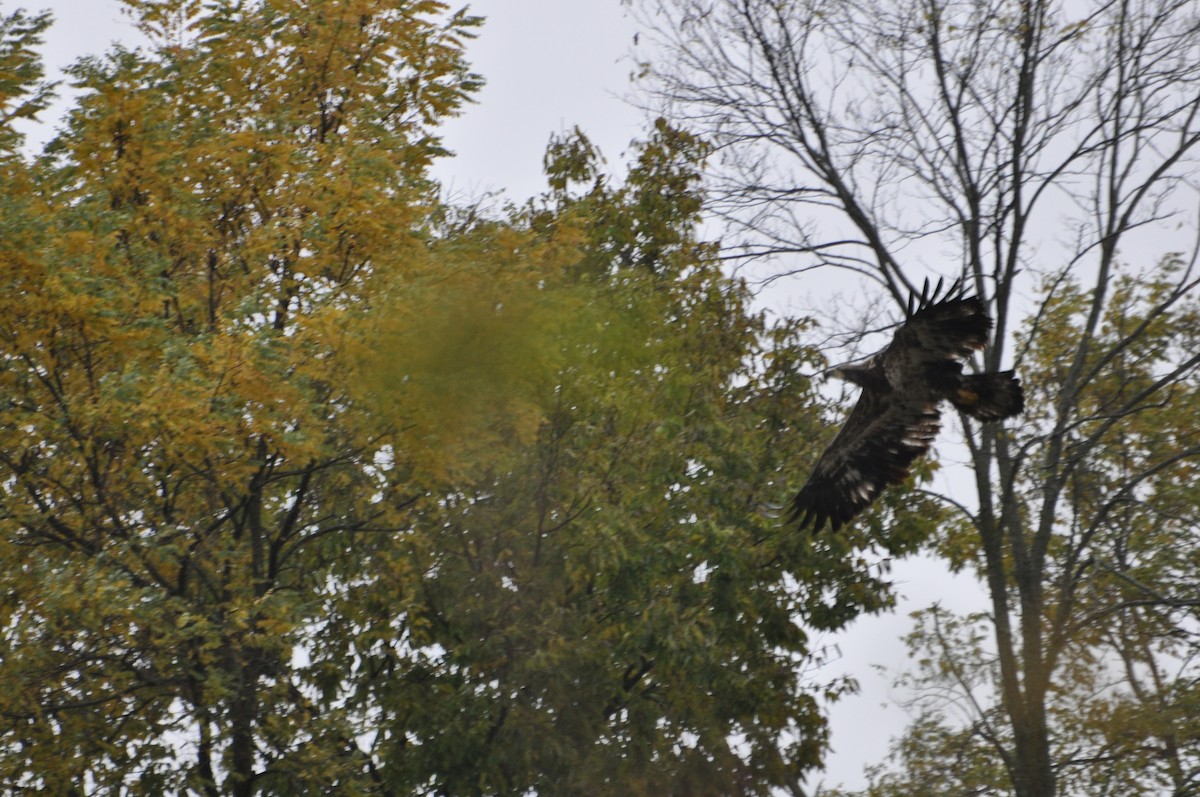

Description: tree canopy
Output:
[0,2,923,794]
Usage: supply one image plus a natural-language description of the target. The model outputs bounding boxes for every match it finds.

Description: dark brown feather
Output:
[788,393,941,532]
[788,280,1022,533]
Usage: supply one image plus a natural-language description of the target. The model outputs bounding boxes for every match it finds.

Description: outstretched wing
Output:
[789,389,941,533]
[888,279,991,373]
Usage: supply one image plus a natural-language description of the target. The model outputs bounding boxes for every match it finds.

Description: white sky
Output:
[18,1,992,790]
[430,0,646,202]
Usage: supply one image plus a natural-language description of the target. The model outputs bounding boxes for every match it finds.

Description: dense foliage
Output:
[0,2,928,793]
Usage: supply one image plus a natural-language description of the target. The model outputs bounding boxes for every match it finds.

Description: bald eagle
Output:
[789,279,1023,532]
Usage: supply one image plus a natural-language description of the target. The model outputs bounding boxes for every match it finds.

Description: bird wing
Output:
[789,387,942,532]
[888,284,991,369]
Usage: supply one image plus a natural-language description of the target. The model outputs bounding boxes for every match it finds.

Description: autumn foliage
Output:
[0,2,918,794]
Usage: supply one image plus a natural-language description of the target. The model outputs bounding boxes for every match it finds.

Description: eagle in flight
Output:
[789,278,1024,532]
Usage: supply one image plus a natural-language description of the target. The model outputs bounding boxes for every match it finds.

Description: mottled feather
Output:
[788,279,1023,532]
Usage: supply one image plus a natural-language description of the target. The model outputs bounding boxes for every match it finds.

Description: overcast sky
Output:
[430,0,646,202]
[20,0,648,201]
[19,1,992,790]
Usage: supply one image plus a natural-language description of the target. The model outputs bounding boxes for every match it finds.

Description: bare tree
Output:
[633,0,1200,794]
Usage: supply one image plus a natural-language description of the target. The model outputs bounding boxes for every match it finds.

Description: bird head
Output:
[826,360,879,388]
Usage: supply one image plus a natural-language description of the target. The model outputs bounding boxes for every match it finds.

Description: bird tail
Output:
[952,371,1025,421]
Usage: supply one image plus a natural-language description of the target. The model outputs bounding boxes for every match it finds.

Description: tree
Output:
[0,0,481,792]
[333,121,943,796]
[0,7,53,157]
[0,2,923,794]
[634,0,1200,794]
[847,267,1200,797]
